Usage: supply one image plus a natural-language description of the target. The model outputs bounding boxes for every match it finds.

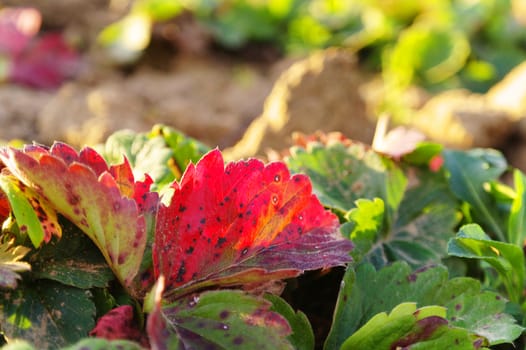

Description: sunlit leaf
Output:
[147,283,294,350]
[326,261,522,349]
[0,143,158,290]
[443,149,507,241]
[0,174,61,247]
[154,149,352,298]
[0,238,30,289]
[448,224,525,304]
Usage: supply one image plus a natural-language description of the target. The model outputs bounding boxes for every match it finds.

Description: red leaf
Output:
[0,142,158,289]
[90,305,149,347]
[154,149,352,297]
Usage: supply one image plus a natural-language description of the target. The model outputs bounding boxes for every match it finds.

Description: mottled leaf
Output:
[340,302,477,350]
[448,224,525,304]
[443,149,507,241]
[0,238,30,289]
[342,168,459,268]
[325,262,522,349]
[154,149,352,298]
[0,143,158,289]
[286,142,404,216]
[0,280,96,349]
[0,174,61,247]
[30,220,114,289]
[266,294,314,350]
[149,286,293,350]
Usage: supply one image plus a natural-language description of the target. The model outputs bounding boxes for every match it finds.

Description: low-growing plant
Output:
[0,125,524,349]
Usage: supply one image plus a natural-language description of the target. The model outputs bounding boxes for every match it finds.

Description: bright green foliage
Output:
[326,262,523,349]
[286,142,404,216]
[508,169,526,246]
[0,175,60,247]
[340,302,475,350]
[288,141,459,267]
[97,125,210,190]
[443,149,507,241]
[448,224,525,304]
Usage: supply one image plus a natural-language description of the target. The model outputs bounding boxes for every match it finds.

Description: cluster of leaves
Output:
[101,0,525,93]
[0,124,525,349]
[0,7,80,89]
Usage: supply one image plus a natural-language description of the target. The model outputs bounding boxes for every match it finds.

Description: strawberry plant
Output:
[0,125,525,349]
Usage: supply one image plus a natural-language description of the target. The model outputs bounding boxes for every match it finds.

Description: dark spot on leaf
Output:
[175,261,186,283]
[225,196,230,202]
[238,213,243,218]
[455,303,462,311]
[216,216,221,222]
[219,310,230,319]
[186,246,194,254]
[199,206,203,211]
[216,237,227,248]
[233,337,244,345]
[179,205,186,212]
[118,253,127,264]
[217,323,229,330]
[200,218,206,224]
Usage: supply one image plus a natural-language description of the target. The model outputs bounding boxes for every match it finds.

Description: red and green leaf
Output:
[154,149,352,297]
[147,277,294,349]
[0,174,61,247]
[0,143,158,288]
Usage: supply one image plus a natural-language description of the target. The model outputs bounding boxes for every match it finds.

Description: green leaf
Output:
[150,124,210,179]
[63,338,144,350]
[98,125,210,189]
[0,280,96,349]
[0,175,61,247]
[325,261,522,349]
[443,149,507,241]
[508,169,526,246]
[266,294,314,350]
[29,220,114,289]
[343,198,384,262]
[0,338,144,350]
[286,142,405,216]
[447,224,525,304]
[343,168,459,267]
[149,289,293,349]
[340,302,476,350]
[0,238,30,289]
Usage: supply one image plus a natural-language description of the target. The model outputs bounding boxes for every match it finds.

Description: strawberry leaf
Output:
[147,280,294,350]
[0,174,61,247]
[0,143,158,289]
[1,338,145,350]
[30,220,114,289]
[326,262,523,349]
[0,280,96,349]
[154,149,352,297]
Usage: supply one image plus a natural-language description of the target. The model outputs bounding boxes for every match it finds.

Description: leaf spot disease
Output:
[233,337,244,345]
[219,310,230,319]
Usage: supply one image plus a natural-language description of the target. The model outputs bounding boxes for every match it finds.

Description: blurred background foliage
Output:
[99,0,526,122]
